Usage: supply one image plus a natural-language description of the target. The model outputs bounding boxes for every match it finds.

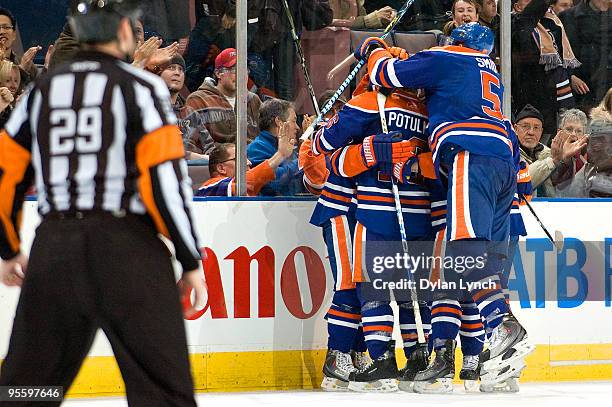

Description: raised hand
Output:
[0,86,14,112]
[43,44,55,70]
[146,42,180,70]
[19,46,42,72]
[132,36,162,68]
[278,122,296,159]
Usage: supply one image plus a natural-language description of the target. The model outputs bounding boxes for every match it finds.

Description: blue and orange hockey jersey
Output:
[299,139,358,226]
[367,46,514,170]
[195,160,276,197]
[314,88,445,238]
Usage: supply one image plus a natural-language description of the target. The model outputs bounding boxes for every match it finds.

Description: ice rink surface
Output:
[64,381,612,407]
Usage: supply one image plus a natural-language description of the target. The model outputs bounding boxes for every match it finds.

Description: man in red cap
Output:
[183,47,261,154]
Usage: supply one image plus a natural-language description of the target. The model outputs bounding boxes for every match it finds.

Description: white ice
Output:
[63,381,612,407]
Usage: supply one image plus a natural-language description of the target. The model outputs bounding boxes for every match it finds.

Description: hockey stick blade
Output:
[554,230,564,252]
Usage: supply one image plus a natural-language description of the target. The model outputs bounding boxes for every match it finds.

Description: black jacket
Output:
[511,0,569,137]
[254,0,333,51]
[559,1,612,110]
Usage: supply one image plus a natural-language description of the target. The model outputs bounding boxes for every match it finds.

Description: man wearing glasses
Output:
[0,7,41,86]
[515,104,587,196]
[196,123,295,197]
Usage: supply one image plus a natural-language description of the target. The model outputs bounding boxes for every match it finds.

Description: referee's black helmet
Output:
[69,0,142,44]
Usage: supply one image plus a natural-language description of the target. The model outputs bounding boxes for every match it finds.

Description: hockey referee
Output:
[0,1,205,405]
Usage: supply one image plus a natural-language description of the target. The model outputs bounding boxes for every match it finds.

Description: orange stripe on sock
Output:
[327,308,360,321]
[432,306,462,316]
[363,325,394,333]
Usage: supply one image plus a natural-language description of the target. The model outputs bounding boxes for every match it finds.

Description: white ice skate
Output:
[480,315,535,374]
[321,349,357,392]
[480,358,526,392]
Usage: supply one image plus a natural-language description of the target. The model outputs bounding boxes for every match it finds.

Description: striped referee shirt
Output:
[0,50,201,271]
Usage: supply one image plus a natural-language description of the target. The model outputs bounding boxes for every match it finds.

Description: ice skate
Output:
[460,354,480,392]
[413,339,455,394]
[479,314,535,374]
[321,349,357,391]
[348,341,399,393]
[398,344,429,392]
[480,358,526,392]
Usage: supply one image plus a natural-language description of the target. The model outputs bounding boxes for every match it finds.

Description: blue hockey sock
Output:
[398,302,431,358]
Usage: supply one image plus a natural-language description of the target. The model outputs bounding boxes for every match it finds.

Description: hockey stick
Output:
[376,92,428,357]
[301,0,417,140]
[520,194,564,251]
[281,0,321,117]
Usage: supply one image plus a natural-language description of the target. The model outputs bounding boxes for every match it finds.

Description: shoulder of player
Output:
[345,91,378,113]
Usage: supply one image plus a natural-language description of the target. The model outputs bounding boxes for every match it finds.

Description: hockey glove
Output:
[388,46,409,60]
[354,37,389,61]
[361,132,417,168]
[517,161,533,204]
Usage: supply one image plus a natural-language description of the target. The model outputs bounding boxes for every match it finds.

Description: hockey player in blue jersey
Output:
[357,22,534,390]
[298,98,370,391]
[479,159,534,393]
[312,69,445,392]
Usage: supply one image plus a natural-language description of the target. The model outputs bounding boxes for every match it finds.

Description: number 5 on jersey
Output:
[480,71,503,120]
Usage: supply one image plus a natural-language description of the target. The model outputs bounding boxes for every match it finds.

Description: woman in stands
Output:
[0,59,20,127]
[442,0,481,35]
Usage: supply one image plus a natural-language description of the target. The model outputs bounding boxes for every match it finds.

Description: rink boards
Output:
[1,197,612,396]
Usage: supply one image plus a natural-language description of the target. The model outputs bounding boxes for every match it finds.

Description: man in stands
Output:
[247,98,304,196]
[196,125,294,197]
[158,54,213,160]
[184,47,261,153]
[515,104,586,196]
[0,7,41,86]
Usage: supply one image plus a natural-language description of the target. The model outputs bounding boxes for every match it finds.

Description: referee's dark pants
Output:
[0,212,197,407]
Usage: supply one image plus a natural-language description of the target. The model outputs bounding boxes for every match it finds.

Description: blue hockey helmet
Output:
[450,22,495,55]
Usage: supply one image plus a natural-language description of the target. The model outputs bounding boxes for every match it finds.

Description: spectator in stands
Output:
[556,116,612,197]
[184,48,261,153]
[516,104,587,196]
[552,0,574,14]
[156,54,211,160]
[559,0,611,113]
[549,108,590,185]
[478,0,499,29]
[511,0,583,143]
[196,126,295,197]
[443,0,481,35]
[253,0,333,101]
[247,98,304,196]
[160,55,187,110]
[0,59,19,127]
[185,0,256,91]
[0,7,41,86]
